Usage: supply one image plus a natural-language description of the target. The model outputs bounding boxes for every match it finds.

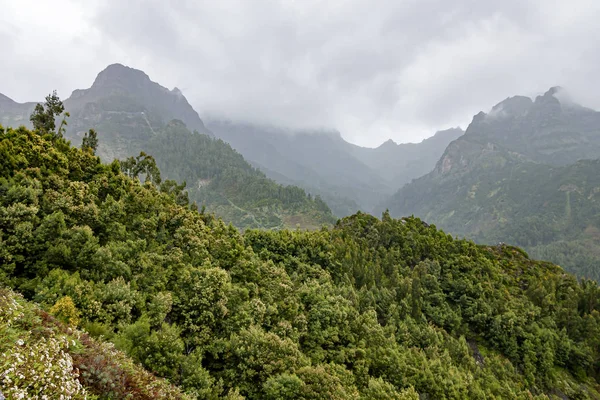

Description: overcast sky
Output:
[2,0,600,146]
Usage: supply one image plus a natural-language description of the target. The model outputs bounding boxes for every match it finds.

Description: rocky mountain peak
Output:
[533,86,562,107]
[62,64,210,136]
[489,95,533,118]
[378,138,397,149]
[91,63,155,92]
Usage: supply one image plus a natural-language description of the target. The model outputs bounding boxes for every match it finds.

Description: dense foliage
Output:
[2,125,600,399]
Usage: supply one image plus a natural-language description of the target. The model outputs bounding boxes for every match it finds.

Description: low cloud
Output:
[2,0,600,146]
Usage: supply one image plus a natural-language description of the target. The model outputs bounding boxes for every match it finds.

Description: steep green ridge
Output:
[385,88,600,281]
[2,125,600,399]
[0,65,335,229]
[146,121,335,229]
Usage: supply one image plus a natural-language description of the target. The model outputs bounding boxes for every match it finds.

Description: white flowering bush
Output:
[0,335,87,399]
[0,289,88,399]
[0,287,191,399]
[0,288,23,331]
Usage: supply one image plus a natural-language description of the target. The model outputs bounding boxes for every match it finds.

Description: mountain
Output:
[0,65,335,229]
[349,127,464,189]
[206,120,462,216]
[64,63,211,161]
[1,64,212,162]
[384,87,600,280]
[464,87,600,165]
[2,125,600,398]
[0,93,36,129]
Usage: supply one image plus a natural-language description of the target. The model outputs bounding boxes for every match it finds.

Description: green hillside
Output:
[146,120,335,229]
[2,124,600,398]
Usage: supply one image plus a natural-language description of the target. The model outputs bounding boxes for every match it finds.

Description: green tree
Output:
[29,90,69,138]
[81,129,99,154]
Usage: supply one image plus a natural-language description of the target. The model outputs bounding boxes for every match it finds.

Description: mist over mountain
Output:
[206,119,389,216]
[349,127,465,189]
[207,119,462,216]
[384,87,600,280]
[464,87,600,165]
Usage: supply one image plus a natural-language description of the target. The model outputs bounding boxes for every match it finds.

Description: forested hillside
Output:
[385,88,600,281]
[145,120,335,229]
[2,124,600,399]
[0,65,336,229]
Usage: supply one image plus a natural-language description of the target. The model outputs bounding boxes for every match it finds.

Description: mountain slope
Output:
[0,65,335,229]
[2,125,600,398]
[385,88,600,280]
[349,127,464,189]
[146,120,335,229]
[206,119,391,216]
[0,93,36,129]
[206,120,461,216]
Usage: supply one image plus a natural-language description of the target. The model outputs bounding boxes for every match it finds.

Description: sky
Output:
[2,0,600,147]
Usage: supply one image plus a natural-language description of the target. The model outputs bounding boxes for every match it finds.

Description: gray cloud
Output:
[2,0,600,146]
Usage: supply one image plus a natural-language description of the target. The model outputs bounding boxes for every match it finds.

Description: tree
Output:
[120,152,162,185]
[49,295,80,327]
[82,129,99,154]
[30,90,69,138]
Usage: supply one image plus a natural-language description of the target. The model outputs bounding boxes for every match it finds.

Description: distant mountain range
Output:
[1,63,460,221]
[384,87,600,280]
[206,120,462,216]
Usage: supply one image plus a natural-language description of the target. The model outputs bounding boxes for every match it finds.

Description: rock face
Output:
[464,87,600,165]
[66,64,209,136]
[383,87,600,281]
[60,64,210,161]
